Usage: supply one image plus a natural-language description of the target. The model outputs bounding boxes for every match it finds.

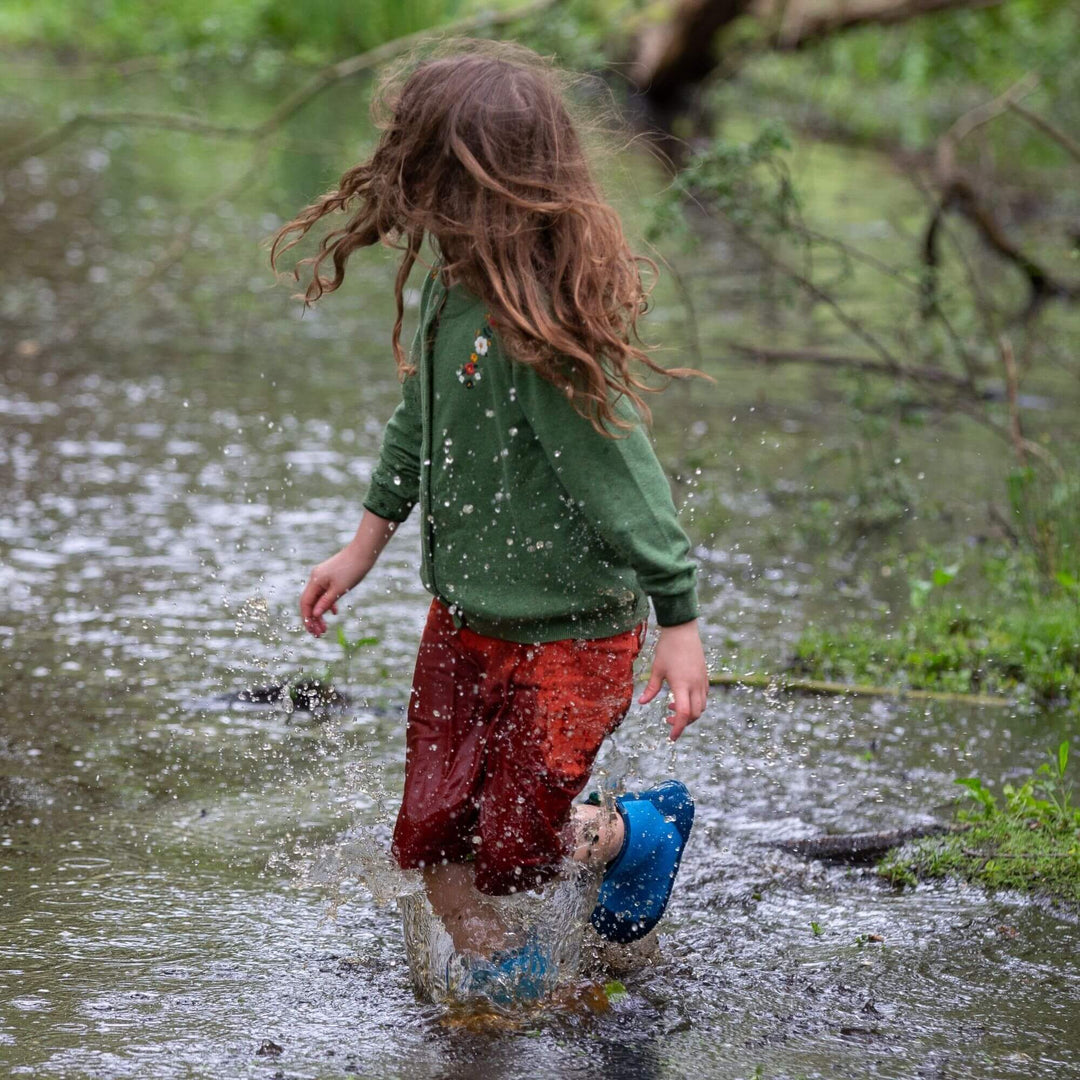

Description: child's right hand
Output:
[300,544,370,637]
[299,511,400,636]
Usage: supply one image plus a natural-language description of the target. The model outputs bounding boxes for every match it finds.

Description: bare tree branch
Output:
[734,227,907,373]
[762,0,1006,50]
[630,0,1008,119]
[923,76,1080,320]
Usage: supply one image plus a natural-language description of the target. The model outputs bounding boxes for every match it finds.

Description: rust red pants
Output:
[392,600,644,895]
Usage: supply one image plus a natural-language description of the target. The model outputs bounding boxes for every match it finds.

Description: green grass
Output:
[880,743,1080,905]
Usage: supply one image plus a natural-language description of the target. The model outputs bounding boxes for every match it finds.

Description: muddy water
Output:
[2,62,1079,1080]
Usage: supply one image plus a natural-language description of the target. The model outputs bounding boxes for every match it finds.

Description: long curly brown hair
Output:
[271,39,695,431]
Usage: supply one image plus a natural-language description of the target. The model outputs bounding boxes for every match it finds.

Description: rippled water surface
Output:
[2,63,1079,1080]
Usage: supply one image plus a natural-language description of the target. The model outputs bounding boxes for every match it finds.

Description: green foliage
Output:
[954,776,999,819]
[819,0,1078,95]
[283,626,379,715]
[0,0,265,57]
[260,0,462,56]
[908,562,959,612]
[0,0,470,59]
[336,625,379,661]
[794,549,1080,707]
[881,743,1080,904]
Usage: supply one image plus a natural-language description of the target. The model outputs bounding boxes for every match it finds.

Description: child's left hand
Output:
[638,619,709,741]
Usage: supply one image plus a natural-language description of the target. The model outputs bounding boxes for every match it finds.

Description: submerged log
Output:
[776,824,959,864]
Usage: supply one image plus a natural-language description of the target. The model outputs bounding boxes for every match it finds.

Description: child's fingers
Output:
[690,686,707,720]
[668,714,691,741]
[299,576,324,621]
[312,586,341,619]
[672,686,692,723]
[638,668,665,705]
[300,578,334,636]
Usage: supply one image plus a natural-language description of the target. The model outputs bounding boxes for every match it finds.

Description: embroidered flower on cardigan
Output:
[458,318,493,389]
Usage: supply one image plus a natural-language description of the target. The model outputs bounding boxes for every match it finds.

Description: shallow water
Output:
[2,60,1079,1080]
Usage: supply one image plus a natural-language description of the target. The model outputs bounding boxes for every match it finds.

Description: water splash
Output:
[400,861,601,1005]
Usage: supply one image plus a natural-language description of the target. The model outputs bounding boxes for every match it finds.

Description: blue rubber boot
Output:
[589,780,694,944]
[460,938,549,1005]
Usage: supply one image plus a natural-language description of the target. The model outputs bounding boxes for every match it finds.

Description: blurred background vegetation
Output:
[1,0,1077,709]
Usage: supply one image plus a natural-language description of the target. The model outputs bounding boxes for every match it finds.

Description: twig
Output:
[938,73,1038,166]
[999,334,1026,467]
[665,259,704,369]
[778,825,960,863]
[1007,99,1080,164]
[2,0,560,166]
[793,223,921,292]
[725,341,976,389]
[708,671,1010,707]
[6,111,257,162]
[961,850,1079,860]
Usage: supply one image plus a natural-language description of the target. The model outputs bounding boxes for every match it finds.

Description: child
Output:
[273,40,708,995]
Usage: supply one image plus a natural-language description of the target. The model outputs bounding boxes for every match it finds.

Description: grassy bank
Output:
[793,548,1080,710]
[880,744,1080,905]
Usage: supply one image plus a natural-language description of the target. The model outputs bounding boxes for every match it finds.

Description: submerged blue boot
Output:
[459,938,549,1005]
[589,780,694,944]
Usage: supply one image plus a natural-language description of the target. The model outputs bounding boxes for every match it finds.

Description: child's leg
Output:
[422,862,509,956]
[421,802,625,954]
[569,801,625,866]
[469,628,641,899]
[393,605,641,958]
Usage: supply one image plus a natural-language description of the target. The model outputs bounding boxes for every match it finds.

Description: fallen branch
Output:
[708,671,1011,707]
[777,825,959,864]
[2,0,559,166]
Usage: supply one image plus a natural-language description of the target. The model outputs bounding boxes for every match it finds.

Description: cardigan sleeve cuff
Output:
[650,589,699,628]
[362,482,416,524]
